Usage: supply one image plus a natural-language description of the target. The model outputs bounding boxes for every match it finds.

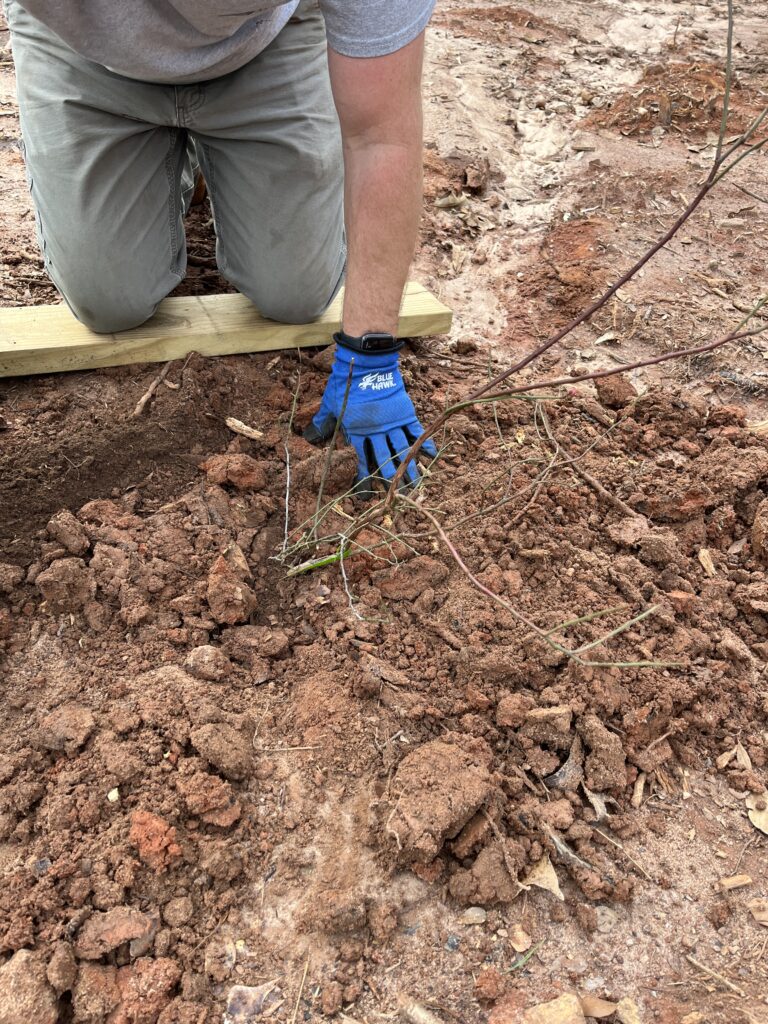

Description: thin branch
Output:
[313,358,354,537]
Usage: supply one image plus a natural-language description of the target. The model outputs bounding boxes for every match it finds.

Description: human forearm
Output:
[328,34,425,337]
[341,133,422,336]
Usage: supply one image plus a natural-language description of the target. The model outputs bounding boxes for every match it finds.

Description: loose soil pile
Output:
[2,1,768,1023]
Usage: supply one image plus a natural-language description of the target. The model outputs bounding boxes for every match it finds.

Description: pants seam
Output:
[165,128,184,279]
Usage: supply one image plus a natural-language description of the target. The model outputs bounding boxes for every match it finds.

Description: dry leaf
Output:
[735,741,752,770]
[521,854,564,901]
[509,924,532,953]
[435,192,466,209]
[580,995,618,1018]
[698,548,716,577]
[716,748,736,770]
[746,792,768,835]
[225,416,264,441]
[594,330,618,345]
[718,874,752,891]
[747,898,768,927]
[582,783,610,822]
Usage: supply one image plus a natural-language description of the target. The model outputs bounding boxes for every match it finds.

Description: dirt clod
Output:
[128,811,183,873]
[0,949,58,1024]
[189,723,253,781]
[38,704,95,756]
[388,739,493,862]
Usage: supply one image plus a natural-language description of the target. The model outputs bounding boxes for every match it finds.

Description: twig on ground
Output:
[592,827,656,883]
[482,810,524,893]
[313,358,354,537]
[282,357,303,553]
[132,360,176,417]
[289,959,310,1024]
[396,995,447,1024]
[685,954,746,997]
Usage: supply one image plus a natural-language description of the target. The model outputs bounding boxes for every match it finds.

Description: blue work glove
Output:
[304,339,437,498]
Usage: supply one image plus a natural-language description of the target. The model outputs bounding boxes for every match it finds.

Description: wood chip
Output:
[225,417,264,441]
[698,548,717,577]
[718,874,752,891]
[747,898,768,927]
[734,741,752,770]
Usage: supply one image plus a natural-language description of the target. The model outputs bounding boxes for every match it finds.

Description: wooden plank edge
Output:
[0,287,453,378]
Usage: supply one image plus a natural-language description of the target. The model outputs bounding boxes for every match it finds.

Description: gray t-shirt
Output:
[13,0,435,83]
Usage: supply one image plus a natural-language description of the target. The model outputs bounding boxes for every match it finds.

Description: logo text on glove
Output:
[358,371,396,392]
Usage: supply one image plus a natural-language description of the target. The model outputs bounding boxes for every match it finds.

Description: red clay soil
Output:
[2,1,768,1022]
[2,361,768,1021]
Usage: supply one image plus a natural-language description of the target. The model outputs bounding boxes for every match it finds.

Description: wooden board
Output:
[0,281,453,378]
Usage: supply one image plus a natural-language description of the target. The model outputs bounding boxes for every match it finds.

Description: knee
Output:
[242,267,344,326]
[64,292,158,335]
[256,293,331,325]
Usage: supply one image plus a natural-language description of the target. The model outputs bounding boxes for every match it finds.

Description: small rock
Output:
[666,590,698,615]
[206,556,256,626]
[38,704,95,756]
[36,557,95,613]
[0,949,58,1024]
[0,562,24,594]
[46,510,90,556]
[615,998,642,1024]
[162,897,194,928]
[496,693,536,728]
[75,907,156,960]
[321,981,344,1016]
[595,372,638,410]
[46,942,77,995]
[458,907,487,926]
[595,905,618,934]
[113,957,182,1022]
[184,645,232,682]
[522,993,586,1024]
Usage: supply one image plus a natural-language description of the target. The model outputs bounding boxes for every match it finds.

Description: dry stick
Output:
[386,99,768,493]
[399,496,658,666]
[685,954,746,997]
[290,959,310,1024]
[396,995,447,1024]
[132,360,176,417]
[312,357,354,537]
[592,826,656,883]
[281,358,303,554]
[538,403,640,518]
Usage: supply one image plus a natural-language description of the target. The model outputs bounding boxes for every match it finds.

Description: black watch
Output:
[334,329,404,354]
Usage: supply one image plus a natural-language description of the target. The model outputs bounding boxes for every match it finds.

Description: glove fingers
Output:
[369,434,398,482]
[348,434,376,501]
[404,423,438,460]
[303,412,337,446]
[387,427,420,488]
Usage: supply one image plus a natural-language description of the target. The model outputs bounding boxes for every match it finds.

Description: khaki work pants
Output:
[6,0,346,333]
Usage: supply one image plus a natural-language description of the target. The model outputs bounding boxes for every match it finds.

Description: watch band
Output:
[334,329,404,354]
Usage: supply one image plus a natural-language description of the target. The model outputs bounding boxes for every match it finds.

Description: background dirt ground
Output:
[2,1,768,1022]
